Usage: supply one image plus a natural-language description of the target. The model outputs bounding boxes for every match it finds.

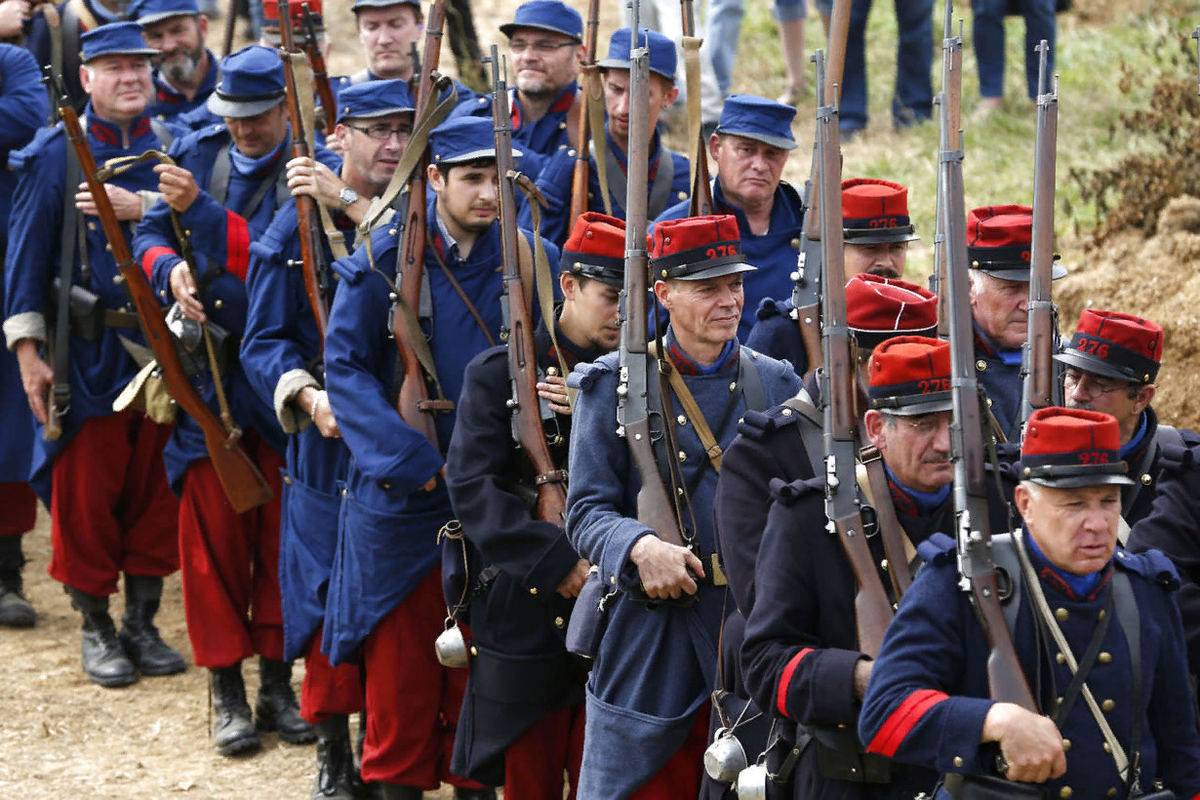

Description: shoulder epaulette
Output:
[566,355,615,391]
[768,475,825,506]
[332,225,398,284]
[755,296,792,322]
[1114,547,1181,591]
[916,532,957,565]
[8,123,64,171]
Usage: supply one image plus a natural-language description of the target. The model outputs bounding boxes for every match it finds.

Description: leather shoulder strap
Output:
[646,148,676,220]
[737,347,766,412]
[208,140,233,205]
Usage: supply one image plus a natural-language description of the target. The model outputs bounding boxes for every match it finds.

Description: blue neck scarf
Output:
[884,464,951,516]
[1025,527,1105,599]
[1119,411,1149,460]
[231,135,288,178]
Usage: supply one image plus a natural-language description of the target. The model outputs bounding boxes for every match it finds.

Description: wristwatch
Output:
[338,186,359,210]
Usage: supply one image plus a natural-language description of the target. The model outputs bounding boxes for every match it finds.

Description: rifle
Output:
[46,69,274,513]
[1020,41,1060,424]
[931,0,962,338]
[789,0,852,375]
[391,0,451,449]
[278,0,330,355]
[813,50,892,658]
[616,6,689,552]
[489,47,568,524]
[679,0,712,216]
[937,21,1038,714]
[298,3,337,136]
[568,0,601,224]
[222,0,238,58]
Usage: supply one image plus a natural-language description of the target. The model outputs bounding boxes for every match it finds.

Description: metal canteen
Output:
[704,727,749,783]
[434,620,469,668]
[736,763,769,800]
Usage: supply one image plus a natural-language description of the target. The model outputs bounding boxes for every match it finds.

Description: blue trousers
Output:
[840,0,935,132]
[972,0,1056,99]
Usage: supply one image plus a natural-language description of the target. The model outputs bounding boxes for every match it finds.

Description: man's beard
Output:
[161,46,204,86]
[516,72,557,101]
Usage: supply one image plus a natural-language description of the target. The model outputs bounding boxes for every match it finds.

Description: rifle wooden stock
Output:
[299,4,337,135]
[490,48,567,525]
[279,0,329,353]
[680,0,713,216]
[391,0,447,449]
[222,0,237,58]
[1022,40,1058,419]
[568,0,601,224]
[630,419,687,547]
[52,76,273,514]
[836,516,890,656]
[797,299,821,373]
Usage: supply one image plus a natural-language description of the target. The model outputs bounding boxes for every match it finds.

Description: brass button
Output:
[105,243,112,252]
[558,121,566,130]
[381,481,391,490]
[214,299,224,309]
[283,475,292,484]
[880,559,889,571]
[1102,699,1115,712]
[1098,652,1112,664]
[1141,473,1152,485]
[554,616,564,628]
[1055,652,1066,664]
[567,148,577,157]
[1098,609,1107,620]
[88,221,96,231]
[790,238,801,249]
[470,645,478,656]
[729,381,737,392]
[677,191,687,200]
[1103,741,1112,753]
[953,756,963,767]
[1060,788,1072,799]
[781,408,793,416]
[1062,739,1071,751]
[547,367,558,377]
[1107,789,1118,798]
[677,415,687,425]
[976,359,987,371]
[1055,608,1069,621]
[678,451,687,462]
[529,587,538,596]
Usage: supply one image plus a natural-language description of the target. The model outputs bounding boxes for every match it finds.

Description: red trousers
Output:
[300,624,365,724]
[360,568,485,791]
[505,699,586,799]
[0,482,36,537]
[178,437,284,668]
[629,704,711,800]
[48,410,178,596]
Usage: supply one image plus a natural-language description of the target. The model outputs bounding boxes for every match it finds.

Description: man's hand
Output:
[981,703,1067,784]
[168,262,205,322]
[298,387,341,438]
[537,373,571,415]
[154,163,201,213]
[286,156,345,207]
[852,658,873,700]
[628,535,704,600]
[76,182,143,221]
[0,0,31,40]
[555,559,590,599]
[15,339,53,424]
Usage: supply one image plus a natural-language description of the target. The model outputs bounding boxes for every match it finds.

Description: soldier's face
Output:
[508,29,582,101]
[969,272,1028,350]
[602,70,678,150]
[80,55,153,124]
[340,112,412,191]
[561,274,622,351]
[428,160,500,233]
[654,274,744,351]
[866,409,953,493]
[143,14,207,86]
[1016,482,1121,575]
[844,241,907,279]
[710,134,788,208]
[225,103,290,159]
[1063,368,1154,447]
[357,5,423,80]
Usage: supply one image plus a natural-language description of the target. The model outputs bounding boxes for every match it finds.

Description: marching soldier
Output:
[322,114,557,799]
[133,44,339,756]
[450,0,585,180]
[747,178,922,369]
[566,214,801,799]
[655,94,804,344]
[5,22,183,687]
[965,203,1065,441]
[129,0,219,123]
[241,79,416,798]
[0,43,49,628]
[859,406,1200,799]
[446,212,627,798]
[526,27,690,248]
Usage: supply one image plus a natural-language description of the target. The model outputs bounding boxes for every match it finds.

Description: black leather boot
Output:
[309,715,359,799]
[0,536,34,628]
[211,662,260,756]
[256,657,316,744]
[119,575,186,676]
[452,789,497,800]
[68,587,137,688]
[376,785,423,800]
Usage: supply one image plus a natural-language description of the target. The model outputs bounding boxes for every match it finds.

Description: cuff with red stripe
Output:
[866,692,992,774]
[776,647,868,727]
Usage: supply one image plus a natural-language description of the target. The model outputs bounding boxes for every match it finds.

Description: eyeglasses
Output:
[1062,368,1131,398]
[888,412,951,436]
[347,123,412,141]
[509,39,578,55]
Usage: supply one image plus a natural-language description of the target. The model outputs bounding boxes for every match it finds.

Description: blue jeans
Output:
[839,0,935,132]
[972,0,1056,99]
[705,0,746,96]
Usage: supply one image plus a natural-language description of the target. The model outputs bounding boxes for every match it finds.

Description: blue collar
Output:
[1024,527,1108,600]
[664,328,738,376]
[884,464,951,516]
[713,177,801,235]
[974,323,1022,365]
[1119,412,1149,460]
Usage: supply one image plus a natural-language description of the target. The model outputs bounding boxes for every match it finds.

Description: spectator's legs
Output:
[1021,0,1056,99]
[972,0,1007,99]
[774,0,808,105]
[892,0,935,126]
[705,0,746,96]
[839,0,875,134]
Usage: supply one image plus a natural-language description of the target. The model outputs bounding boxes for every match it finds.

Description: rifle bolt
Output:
[389,293,397,302]
[113,275,125,285]
[789,271,799,281]
[506,399,518,409]
[617,385,628,397]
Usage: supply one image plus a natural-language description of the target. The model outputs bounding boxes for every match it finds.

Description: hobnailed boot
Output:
[119,575,186,676]
[0,535,34,628]
[309,715,358,799]
[211,662,261,756]
[376,785,423,800]
[67,587,137,688]
[256,657,316,744]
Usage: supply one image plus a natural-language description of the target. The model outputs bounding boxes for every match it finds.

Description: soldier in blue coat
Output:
[0,44,49,628]
[446,212,627,798]
[566,214,801,799]
[746,178,922,371]
[134,44,338,757]
[656,94,803,344]
[241,79,414,800]
[524,27,690,248]
[859,406,1200,800]
[449,1,585,182]
[322,114,556,799]
[4,22,184,689]
[129,0,219,124]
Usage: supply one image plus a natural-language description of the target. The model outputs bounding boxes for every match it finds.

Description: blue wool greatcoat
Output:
[0,46,48,484]
[240,198,358,662]
[974,324,1022,442]
[523,125,690,248]
[132,125,342,489]
[3,107,179,502]
[565,337,800,799]
[321,197,559,666]
[744,296,811,374]
[656,180,805,344]
[449,83,579,182]
[858,533,1200,800]
[148,51,219,123]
